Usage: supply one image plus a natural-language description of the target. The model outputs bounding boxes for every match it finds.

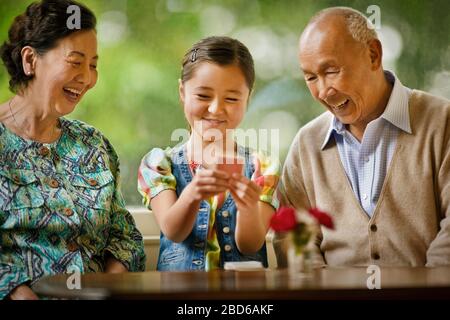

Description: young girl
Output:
[138,36,280,271]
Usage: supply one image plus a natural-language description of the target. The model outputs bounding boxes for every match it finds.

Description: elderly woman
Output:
[0,0,145,300]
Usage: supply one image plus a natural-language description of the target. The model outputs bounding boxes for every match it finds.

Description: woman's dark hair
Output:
[181,36,255,93]
[0,0,97,93]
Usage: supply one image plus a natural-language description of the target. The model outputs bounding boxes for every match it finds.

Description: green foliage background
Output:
[1,0,449,205]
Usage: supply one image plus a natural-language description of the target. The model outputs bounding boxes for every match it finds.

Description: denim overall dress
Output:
[157,145,268,271]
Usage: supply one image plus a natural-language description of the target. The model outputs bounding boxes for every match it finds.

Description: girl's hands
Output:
[181,168,230,202]
[181,166,262,211]
[228,173,262,214]
[229,172,273,254]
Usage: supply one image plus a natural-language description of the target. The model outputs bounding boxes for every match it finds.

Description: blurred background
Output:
[1,0,449,206]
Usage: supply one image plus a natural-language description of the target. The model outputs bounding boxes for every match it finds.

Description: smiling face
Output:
[179,62,250,142]
[299,17,382,129]
[31,29,98,116]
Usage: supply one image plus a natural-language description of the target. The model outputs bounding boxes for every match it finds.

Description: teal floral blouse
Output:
[0,118,145,299]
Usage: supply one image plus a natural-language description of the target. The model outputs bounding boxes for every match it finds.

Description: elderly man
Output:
[279,7,450,267]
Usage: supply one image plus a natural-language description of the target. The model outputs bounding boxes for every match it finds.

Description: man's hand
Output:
[8,284,39,300]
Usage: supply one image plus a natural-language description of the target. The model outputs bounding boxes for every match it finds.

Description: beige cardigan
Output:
[280,90,450,267]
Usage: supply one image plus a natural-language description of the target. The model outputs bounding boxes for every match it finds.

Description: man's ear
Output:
[368,39,383,70]
[178,79,185,105]
[21,46,38,76]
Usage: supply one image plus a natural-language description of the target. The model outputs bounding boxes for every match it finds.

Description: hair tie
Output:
[190,48,199,62]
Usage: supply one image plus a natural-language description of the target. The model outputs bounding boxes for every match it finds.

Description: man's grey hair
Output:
[308,7,378,45]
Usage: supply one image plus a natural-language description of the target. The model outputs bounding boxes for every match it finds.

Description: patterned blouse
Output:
[137,145,280,270]
[0,118,146,299]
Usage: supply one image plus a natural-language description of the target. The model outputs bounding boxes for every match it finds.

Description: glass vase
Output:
[287,244,313,277]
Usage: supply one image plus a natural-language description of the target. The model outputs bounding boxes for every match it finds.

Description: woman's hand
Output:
[105,257,128,274]
[228,173,261,214]
[8,284,39,300]
[181,169,230,202]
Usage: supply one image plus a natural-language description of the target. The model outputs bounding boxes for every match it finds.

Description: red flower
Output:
[270,207,297,232]
[308,208,334,229]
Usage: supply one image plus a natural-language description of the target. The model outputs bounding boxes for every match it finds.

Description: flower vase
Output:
[287,244,313,277]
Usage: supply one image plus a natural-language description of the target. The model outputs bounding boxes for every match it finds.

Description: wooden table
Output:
[32,267,450,300]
